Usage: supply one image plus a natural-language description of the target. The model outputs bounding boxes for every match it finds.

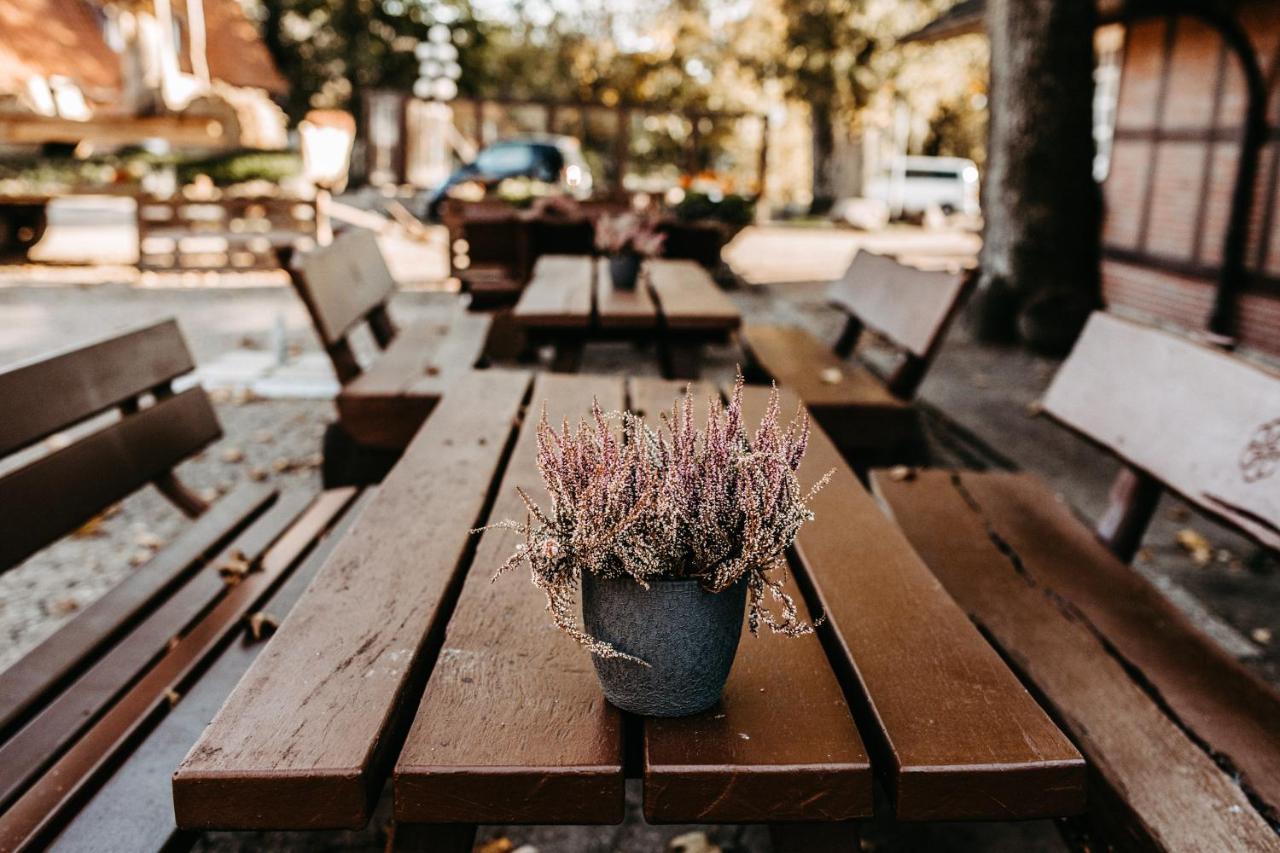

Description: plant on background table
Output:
[488,377,831,716]
[594,212,666,291]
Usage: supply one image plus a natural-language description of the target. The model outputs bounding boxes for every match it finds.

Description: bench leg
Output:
[769,822,860,853]
[388,822,477,852]
[660,341,703,380]
[551,340,585,373]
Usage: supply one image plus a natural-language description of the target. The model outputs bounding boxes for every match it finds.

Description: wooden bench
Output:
[742,250,973,464]
[170,373,1085,850]
[0,319,365,851]
[284,228,493,486]
[871,311,1280,849]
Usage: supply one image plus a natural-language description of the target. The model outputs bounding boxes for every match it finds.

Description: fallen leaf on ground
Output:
[476,841,514,853]
[818,366,843,385]
[1136,548,1153,564]
[1175,529,1213,566]
[247,611,280,641]
[888,465,916,482]
[163,688,181,707]
[669,832,720,853]
[135,530,164,549]
[218,550,253,585]
[248,466,268,482]
[129,550,152,567]
[72,514,107,538]
[1252,627,1273,646]
[1025,400,1044,417]
[221,447,245,464]
[50,597,79,615]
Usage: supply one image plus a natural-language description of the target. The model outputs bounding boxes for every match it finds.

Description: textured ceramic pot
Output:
[608,252,641,291]
[581,572,747,717]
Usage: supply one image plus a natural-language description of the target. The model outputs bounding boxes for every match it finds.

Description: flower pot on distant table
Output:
[581,572,747,717]
[608,252,642,290]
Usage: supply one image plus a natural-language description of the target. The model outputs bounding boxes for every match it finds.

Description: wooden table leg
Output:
[551,339,585,373]
[388,821,477,852]
[769,822,860,853]
[659,340,703,379]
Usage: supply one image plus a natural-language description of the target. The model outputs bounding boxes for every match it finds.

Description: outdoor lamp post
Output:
[299,110,356,245]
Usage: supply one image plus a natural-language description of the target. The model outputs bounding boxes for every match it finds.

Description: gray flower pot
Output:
[608,252,641,290]
[581,572,747,717]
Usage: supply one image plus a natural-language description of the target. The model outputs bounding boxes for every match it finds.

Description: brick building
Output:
[910,0,1280,358]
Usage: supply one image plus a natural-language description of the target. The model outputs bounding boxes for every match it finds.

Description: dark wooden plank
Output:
[740,324,916,451]
[872,470,1280,848]
[0,488,356,853]
[0,387,222,572]
[646,259,740,331]
[628,378,872,825]
[0,483,277,738]
[0,319,194,456]
[512,254,594,328]
[295,229,398,346]
[826,251,969,359]
[1042,311,1280,549]
[394,373,626,825]
[173,370,533,830]
[0,490,314,815]
[734,386,1085,821]
[960,470,1280,823]
[45,489,376,853]
[596,257,658,329]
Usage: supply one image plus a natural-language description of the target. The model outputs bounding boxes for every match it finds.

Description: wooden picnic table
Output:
[171,370,1085,850]
[512,255,741,378]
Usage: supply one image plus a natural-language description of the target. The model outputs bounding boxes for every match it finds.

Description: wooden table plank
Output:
[394,373,627,825]
[646,260,740,332]
[596,257,658,329]
[512,255,594,329]
[873,470,1279,849]
[629,378,872,825]
[736,386,1085,821]
[172,370,533,830]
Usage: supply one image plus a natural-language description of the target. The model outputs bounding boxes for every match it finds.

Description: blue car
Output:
[424,135,593,219]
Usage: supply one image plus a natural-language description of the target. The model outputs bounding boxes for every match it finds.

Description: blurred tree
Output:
[975,0,1100,353]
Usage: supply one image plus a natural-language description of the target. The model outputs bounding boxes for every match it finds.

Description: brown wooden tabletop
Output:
[512,256,741,378]
[173,370,1085,837]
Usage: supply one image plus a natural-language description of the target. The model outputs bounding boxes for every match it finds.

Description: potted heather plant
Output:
[594,212,666,290]
[489,377,830,717]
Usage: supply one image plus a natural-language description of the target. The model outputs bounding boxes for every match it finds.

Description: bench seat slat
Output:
[741,324,917,452]
[0,319,194,457]
[959,470,1280,822]
[736,386,1084,821]
[512,255,594,328]
[0,491,314,815]
[0,387,222,572]
[394,374,627,825]
[632,377,872,825]
[172,370,533,831]
[872,470,1279,848]
[0,489,354,852]
[0,483,277,738]
[46,489,375,853]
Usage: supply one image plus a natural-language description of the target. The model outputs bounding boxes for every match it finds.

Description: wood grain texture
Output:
[0,318,195,456]
[0,489,355,853]
[46,490,375,853]
[337,314,492,450]
[0,483,276,738]
[959,470,1280,824]
[734,386,1085,822]
[1042,311,1280,549]
[512,255,594,328]
[0,388,222,572]
[873,470,1280,850]
[628,378,872,824]
[740,325,916,452]
[826,251,969,359]
[173,370,532,831]
[0,491,314,815]
[296,229,398,346]
[596,257,658,329]
[645,259,740,331]
[394,374,626,825]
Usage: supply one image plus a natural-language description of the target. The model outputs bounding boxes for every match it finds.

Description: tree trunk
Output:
[810,100,837,215]
[976,0,1101,353]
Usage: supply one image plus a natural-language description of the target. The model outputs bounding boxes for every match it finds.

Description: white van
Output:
[865,156,981,218]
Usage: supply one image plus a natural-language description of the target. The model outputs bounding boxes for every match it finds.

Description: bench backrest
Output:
[0,319,220,571]
[1043,311,1280,551]
[286,229,399,383]
[826,250,973,397]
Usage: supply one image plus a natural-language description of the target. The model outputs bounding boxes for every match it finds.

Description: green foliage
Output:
[175,150,302,186]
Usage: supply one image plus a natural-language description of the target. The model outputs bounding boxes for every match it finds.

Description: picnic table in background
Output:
[512,256,740,378]
[166,371,1085,851]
